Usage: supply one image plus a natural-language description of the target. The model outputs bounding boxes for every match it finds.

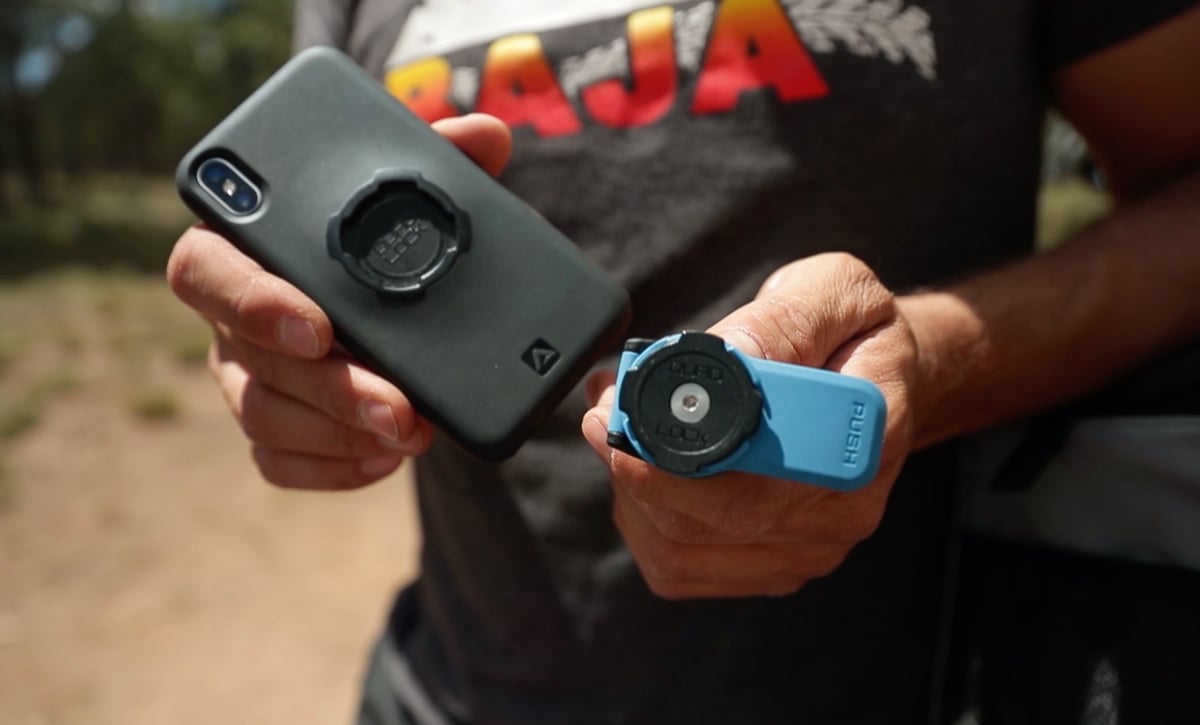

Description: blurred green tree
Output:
[0,0,75,205]
[0,0,293,278]
[1,0,293,202]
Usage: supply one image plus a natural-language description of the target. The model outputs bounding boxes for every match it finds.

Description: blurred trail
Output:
[0,357,420,725]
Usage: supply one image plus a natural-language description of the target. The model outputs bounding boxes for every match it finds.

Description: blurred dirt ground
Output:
[0,271,420,725]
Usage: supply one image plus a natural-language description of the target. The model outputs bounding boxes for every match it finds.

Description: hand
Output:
[582,253,918,599]
[167,114,513,490]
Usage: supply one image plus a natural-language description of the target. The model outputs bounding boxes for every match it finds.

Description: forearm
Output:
[901,168,1200,450]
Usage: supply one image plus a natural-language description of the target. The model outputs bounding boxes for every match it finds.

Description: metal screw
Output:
[670,383,711,424]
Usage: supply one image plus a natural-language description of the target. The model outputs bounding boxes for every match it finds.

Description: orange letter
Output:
[476,34,582,137]
[692,0,828,115]
[583,6,678,128]
[385,57,460,123]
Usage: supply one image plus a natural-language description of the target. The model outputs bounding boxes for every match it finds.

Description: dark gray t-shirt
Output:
[294,2,1195,722]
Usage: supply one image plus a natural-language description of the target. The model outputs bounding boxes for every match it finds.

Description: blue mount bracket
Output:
[606,332,886,491]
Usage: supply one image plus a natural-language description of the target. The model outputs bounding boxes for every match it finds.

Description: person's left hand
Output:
[582,253,919,599]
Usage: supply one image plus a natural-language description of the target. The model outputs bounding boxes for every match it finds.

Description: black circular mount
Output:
[620,332,762,475]
[327,170,470,296]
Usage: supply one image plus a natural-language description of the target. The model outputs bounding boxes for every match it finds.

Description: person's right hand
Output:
[167,114,513,490]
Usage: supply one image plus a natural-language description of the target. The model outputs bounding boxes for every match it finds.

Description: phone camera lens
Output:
[196,157,263,216]
[233,190,257,212]
[200,162,225,186]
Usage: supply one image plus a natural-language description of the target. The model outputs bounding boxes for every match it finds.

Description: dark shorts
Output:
[357,633,469,725]
[943,536,1200,724]
[356,643,416,725]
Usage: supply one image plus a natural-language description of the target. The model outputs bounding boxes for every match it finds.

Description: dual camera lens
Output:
[196,157,262,216]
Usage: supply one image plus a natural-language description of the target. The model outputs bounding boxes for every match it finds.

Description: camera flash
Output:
[222,179,237,197]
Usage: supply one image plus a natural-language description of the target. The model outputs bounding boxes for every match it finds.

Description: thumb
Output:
[431,114,513,177]
[707,253,896,367]
[585,370,617,408]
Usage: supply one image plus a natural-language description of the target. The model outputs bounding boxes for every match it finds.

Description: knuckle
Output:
[752,297,819,363]
[646,579,689,601]
[765,574,806,597]
[838,260,893,317]
[313,366,356,422]
[851,506,886,543]
[761,294,819,334]
[812,550,849,579]
[712,478,775,540]
[613,459,658,506]
[252,446,358,491]
[822,251,872,280]
[851,275,894,317]
[322,462,373,490]
[641,540,690,583]
[256,466,291,489]
[793,549,848,582]
[251,447,291,488]
[650,505,712,543]
[233,340,283,391]
[859,506,888,540]
[237,408,265,443]
[332,419,378,457]
[774,487,827,532]
[836,490,888,543]
[231,269,270,326]
[235,383,272,442]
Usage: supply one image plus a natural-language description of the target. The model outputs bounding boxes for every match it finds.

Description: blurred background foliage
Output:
[0,0,293,456]
[0,0,293,278]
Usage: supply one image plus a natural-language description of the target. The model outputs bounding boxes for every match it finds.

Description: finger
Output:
[708,252,895,367]
[828,321,916,445]
[252,446,404,491]
[167,225,334,358]
[585,371,616,408]
[211,344,415,458]
[613,489,839,599]
[216,330,429,452]
[583,406,832,540]
[816,319,918,491]
[432,113,513,177]
[239,380,415,459]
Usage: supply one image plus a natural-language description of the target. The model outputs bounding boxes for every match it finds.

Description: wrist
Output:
[896,291,989,450]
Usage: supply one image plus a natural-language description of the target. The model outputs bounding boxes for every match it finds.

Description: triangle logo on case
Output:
[523,339,561,376]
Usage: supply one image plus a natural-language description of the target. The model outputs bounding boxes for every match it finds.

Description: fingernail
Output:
[360,456,402,478]
[377,435,405,451]
[278,317,319,357]
[359,400,399,440]
[723,329,763,358]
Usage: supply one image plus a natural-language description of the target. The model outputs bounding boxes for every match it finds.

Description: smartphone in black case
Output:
[177,47,630,460]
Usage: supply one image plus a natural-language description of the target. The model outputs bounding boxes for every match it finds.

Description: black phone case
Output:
[177,47,630,460]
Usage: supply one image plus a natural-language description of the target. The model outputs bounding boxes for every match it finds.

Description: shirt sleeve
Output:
[293,0,358,53]
[1037,0,1200,70]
